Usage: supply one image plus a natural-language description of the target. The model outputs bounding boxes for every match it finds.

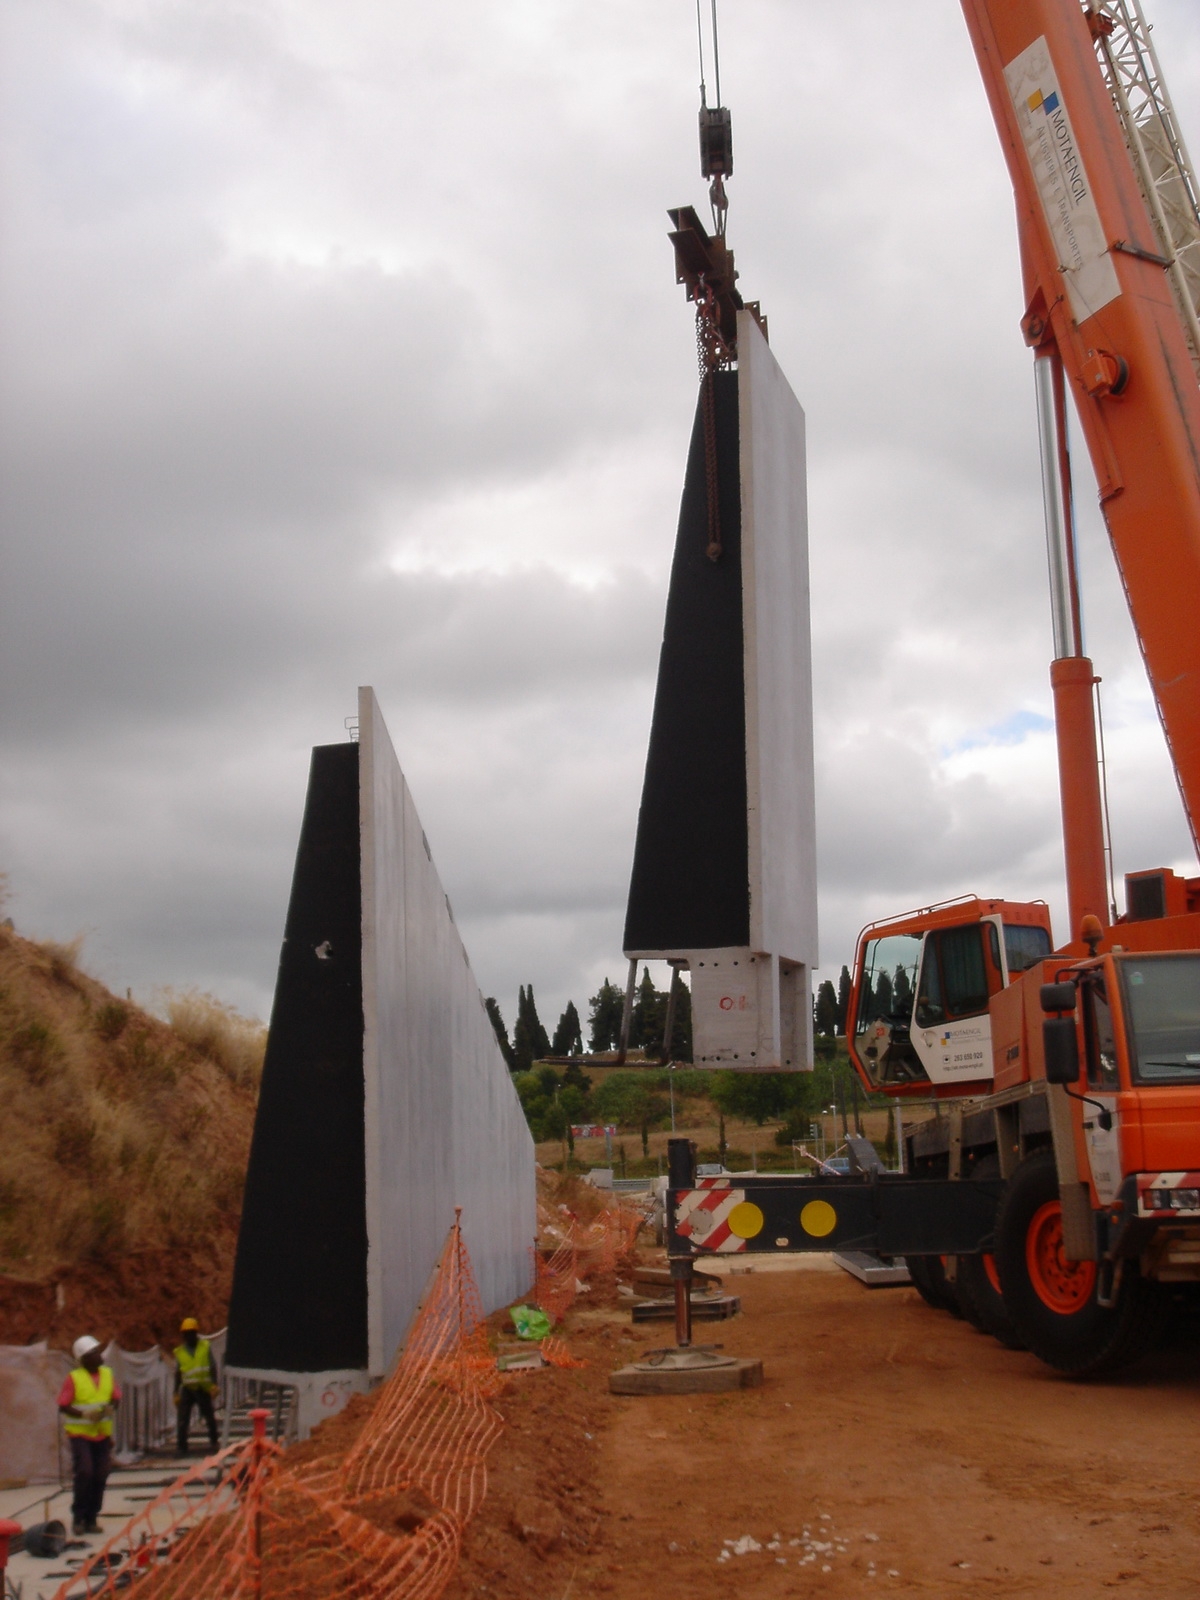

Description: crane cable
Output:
[695,0,722,110]
[693,0,733,561]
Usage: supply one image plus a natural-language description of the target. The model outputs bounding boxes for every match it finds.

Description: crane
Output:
[663,0,1200,1378]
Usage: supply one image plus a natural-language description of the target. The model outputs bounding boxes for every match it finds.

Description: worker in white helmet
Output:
[58,1336,122,1536]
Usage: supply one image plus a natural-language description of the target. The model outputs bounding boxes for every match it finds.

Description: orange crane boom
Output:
[959,0,1200,920]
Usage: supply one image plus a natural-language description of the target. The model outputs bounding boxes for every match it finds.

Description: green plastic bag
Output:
[510,1304,552,1341]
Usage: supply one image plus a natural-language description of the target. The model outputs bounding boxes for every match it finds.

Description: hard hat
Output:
[73,1336,101,1361]
[180,1317,199,1332]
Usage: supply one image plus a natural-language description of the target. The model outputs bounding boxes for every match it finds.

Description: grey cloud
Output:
[3,0,1198,1036]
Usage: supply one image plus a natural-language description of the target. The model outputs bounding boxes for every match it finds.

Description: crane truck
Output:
[664,0,1200,1376]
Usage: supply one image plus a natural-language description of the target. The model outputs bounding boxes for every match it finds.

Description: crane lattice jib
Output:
[960,0,1200,860]
[1085,0,1200,375]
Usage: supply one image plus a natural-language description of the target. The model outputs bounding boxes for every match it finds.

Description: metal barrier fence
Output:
[53,1217,508,1600]
[103,1331,226,1459]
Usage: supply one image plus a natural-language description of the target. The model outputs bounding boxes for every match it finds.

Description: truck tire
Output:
[995,1149,1165,1376]
[904,1255,963,1318]
[954,1155,1025,1349]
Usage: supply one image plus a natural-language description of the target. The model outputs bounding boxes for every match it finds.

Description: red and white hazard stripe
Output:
[673,1183,748,1253]
[1136,1171,1200,1217]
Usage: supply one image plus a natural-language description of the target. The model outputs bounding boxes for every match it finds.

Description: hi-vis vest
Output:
[64,1367,115,1439]
[174,1339,213,1389]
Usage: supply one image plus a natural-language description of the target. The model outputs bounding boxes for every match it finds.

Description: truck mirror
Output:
[1040,981,1077,1013]
[1043,1016,1080,1084]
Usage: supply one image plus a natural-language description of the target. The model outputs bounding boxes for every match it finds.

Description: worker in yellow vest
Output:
[57,1336,122,1536]
[173,1317,219,1456]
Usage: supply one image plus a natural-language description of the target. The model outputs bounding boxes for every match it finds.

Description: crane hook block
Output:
[699,104,733,180]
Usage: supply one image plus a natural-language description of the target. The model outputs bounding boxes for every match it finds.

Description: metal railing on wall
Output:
[102,1329,226,1458]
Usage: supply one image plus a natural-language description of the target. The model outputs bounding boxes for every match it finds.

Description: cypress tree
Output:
[485,997,516,1070]
[667,977,693,1062]
[524,985,551,1060]
[875,969,894,1018]
[630,966,661,1053]
[892,963,914,1020]
[513,985,533,1072]
[815,979,839,1037]
[552,1000,583,1056]
[836,965,853,1035]
[587,978,624,1053]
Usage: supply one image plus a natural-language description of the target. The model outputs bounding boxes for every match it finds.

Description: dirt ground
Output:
[444,1262,1200,1600]
[0,1237,238,1349]
[542,1106,894,1176]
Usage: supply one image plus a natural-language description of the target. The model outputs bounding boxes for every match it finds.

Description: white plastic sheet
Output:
[0,1342,71,1484]
[102,1329,226,1457]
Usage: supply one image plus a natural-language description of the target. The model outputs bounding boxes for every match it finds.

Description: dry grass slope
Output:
[0,918,262,1344]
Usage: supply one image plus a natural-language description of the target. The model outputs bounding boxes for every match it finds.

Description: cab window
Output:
[1082,978,1119,1091]
[1003,922,1052,975]
[914,925,991,1028]
[1120,954,1200,1085]
[854,933,922,1034]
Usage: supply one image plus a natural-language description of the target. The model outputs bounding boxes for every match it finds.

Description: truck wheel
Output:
[995,1149,1164,1376]
[954,1156,1025,1349]
[904,1255,963,1317]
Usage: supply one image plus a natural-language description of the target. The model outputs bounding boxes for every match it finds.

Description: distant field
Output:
[535,1083,905,1177]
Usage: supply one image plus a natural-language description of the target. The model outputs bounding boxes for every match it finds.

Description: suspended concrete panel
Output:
[621,368,749,953]
[228,689,535,1432]
[625,311,817,1070]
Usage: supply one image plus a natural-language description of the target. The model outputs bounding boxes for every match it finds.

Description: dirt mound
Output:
[0,918,261,1348]
[275,1298,626,1600]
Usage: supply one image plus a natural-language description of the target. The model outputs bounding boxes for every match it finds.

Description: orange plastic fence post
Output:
[248,1407,270,1600]
[0,1519,21,1575]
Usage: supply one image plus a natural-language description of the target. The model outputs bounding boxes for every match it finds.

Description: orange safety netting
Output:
[540,1335,587,1371]
[532,1202,643,1324]
[54,1216,506,1600]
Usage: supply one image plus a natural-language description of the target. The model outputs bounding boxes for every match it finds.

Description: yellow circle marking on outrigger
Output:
[800,1199,837,1238]
[727,1201,765,1240]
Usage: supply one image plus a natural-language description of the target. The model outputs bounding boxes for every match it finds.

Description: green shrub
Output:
[80,1196,126,1260]
[95,1000,130,1041]
[53,1110,98,1173]
[8,1019,62,1084]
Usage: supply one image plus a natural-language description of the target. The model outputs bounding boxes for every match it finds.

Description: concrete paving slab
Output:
[0,1457,206,1599]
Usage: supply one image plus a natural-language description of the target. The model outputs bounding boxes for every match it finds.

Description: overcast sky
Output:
[2,0,1199,1038]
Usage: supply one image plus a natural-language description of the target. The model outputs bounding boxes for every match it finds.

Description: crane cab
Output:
[848,898,1054,1098]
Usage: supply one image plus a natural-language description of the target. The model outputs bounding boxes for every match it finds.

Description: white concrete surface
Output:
[0,1457,204,1600]
[359,688,536,1378]
[738,310,817,977]
[220,1363,368,1439]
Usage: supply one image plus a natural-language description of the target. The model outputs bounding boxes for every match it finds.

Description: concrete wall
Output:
[228,694,535,1424]
[360,688,535,1376]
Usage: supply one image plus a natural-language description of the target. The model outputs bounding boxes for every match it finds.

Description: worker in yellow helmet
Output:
[58,1336,122,1536]
[173,1318,219,1456]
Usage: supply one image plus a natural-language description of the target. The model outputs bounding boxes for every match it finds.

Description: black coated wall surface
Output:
[623,371,750,953]
[226,742,369,1372]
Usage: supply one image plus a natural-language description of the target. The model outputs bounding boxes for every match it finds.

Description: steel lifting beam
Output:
[667,1174,1005,1260]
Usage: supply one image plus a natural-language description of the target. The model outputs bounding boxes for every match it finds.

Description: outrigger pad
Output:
[609,1347,764,1395]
